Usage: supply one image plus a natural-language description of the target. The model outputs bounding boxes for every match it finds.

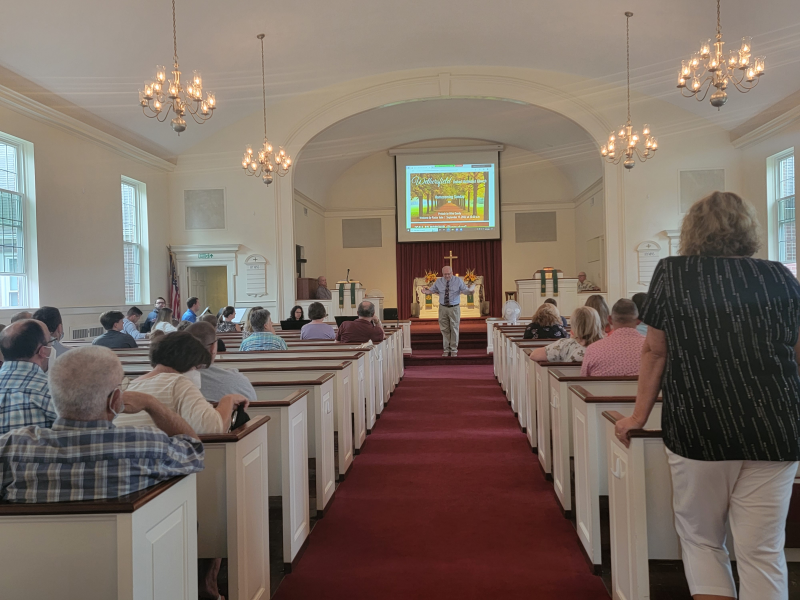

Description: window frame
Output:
[0,132,38,310]
[768,148,796,274]
[120,176,149,304]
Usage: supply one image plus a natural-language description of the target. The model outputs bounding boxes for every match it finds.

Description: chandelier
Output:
[139,0,216,133]
[600,12,657,170]
[242,34,292,185]
[677,0,765,108]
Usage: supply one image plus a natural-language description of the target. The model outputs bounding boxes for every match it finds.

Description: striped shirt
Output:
[0,418,205,503]
[122,318,147,340]
[0,361,56,436]
[239,332,288,352]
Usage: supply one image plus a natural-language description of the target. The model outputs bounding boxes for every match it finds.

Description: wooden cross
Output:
[444,250,458,268]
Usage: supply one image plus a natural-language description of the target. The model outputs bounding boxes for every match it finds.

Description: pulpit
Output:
[413,276,483,319]
[515,270,607,318]
[332,281,365,317]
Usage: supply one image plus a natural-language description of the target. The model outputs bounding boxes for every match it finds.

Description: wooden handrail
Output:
[570,385,661,403]
[199,415,271,443]
[602,410,663,438]
[548,368,638,382]
[249,372,336,386]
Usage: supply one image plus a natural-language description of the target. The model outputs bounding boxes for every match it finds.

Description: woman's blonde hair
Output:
[680,191,761,257]
[570,306,604,345]
[583,295,609,328]
[531,303,561,327]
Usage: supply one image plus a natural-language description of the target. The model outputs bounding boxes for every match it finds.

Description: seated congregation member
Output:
[118,332,249,433]
[315,275,332,300]
[580,298,644,376]
[187,322,256,403]
[0,320,56,435]
[543,298,568,328]
[336,301,384,344]
[631,292,648,336]
[32,306,71,356]
[577,271,600,291]
[177,320,192,332]
[217,306,241,333]
[241,306,263,339]
[153,307,178,333]
[287,305,305,322]
[523,303,568,340]
[9,311,32,323]
[301,302,335,340]
[92,311,138,349]
[529,306,603,363]
[615,191,800,600]
[141,296,166,333]
[182,296,200,323]
[584,294,611,335]
[122,307,147,340]
[0,346,204,503]
[240,309,288,351]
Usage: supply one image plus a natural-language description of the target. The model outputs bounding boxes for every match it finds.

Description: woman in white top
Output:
[115,332,249,434]
[529,305,604,363]
[152,307,178,333]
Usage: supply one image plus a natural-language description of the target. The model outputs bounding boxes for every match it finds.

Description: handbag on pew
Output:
[229,404,251,431]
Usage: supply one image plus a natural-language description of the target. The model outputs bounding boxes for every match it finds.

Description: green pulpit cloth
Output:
[339,283,344,309]
[467,292,474,309]
[425,294,432,307]
[540,269,559,297]
[338,282,356,309]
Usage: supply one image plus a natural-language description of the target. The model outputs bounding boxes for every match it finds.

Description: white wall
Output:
[0,101,172,331]
[293,195,327,281]
[575,187,605,290]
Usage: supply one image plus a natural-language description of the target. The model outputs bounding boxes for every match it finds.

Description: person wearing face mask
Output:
[0,346,204,503]
[32,306,72,357]
[0,320,57,435]
[116,332,249,434]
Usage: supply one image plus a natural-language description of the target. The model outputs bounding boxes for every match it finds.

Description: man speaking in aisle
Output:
[422,266,475,357]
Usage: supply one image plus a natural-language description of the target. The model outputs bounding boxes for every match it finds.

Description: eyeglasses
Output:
[106,378,131,400]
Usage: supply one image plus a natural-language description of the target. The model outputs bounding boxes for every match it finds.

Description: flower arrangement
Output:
[463,269,477,286]
[424,271,438,285]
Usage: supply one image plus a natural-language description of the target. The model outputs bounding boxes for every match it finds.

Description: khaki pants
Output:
[438,304,460,352]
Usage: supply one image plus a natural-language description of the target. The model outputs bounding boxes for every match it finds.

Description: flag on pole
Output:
[168,246,181,315]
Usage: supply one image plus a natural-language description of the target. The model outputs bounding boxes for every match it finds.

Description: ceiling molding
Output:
[324,207,396,218]
[572,177,604,208]
[501,202,576,212]
[0,83,176,173]
[731,104,800,149]
[388,143,504,155]
[293,190,326,216]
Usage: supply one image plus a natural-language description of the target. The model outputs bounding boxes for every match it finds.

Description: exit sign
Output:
[198,253,214,259]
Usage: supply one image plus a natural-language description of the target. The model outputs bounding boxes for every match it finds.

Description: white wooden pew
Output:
[534,362,583,478]
[548,369,639,517]
[245,390,310,571]
[569,386,662,573]
[251,376,336,517]
[198,416,271,599]
[510,340,550,433]
[523,357,579,454]
[0,474,198,600]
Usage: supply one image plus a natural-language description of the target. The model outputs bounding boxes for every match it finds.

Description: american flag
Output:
[168,247,180,315]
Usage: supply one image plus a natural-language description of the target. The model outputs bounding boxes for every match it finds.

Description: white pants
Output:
[667,448,798,599]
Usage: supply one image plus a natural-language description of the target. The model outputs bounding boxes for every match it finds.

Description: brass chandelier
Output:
[677,0,765,108]
[139,0,217,133]
[242,34,292,185]
[600,12,657,170]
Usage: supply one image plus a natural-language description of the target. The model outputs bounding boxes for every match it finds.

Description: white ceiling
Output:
[2,0,799,158]
[293,98,602,205]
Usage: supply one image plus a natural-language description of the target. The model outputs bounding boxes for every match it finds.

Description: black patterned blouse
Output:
[642,256,800,461]
[523,322,568,340]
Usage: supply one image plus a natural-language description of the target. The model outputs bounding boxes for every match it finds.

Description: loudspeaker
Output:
[384,308,398,321]
[480,301,491,316]
[410,303,420,318]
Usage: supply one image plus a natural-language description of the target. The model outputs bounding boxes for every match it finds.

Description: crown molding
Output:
[731,104,800,149]
[325,207,395,218]
[388,143,504,155]
[293,190,327,216]
[501,201,576,212]
[572,177,604,208]
[0,84,175,172]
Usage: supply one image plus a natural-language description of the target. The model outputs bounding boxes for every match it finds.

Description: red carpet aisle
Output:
[272,365,609,600]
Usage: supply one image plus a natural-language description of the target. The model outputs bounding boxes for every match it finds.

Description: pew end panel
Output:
[0,475,198,600]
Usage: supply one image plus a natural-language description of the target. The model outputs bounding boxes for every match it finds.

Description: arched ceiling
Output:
[293,98,601,205]
[1,0,798,158]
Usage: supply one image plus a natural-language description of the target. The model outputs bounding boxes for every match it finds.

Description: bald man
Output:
[577,272,600,291]
[421,266,475,357]
[0,319,57,435]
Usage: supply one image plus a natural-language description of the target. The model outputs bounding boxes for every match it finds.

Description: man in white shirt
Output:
[577,272,601,291]
[122,307,147,340]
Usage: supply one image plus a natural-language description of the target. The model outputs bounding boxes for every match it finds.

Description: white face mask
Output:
[41,345,55,373]
[183,369,202,389]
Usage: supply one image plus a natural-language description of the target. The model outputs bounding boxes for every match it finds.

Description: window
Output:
[0,140,29,308]
[121,178,147,303]
[776,153,796,273]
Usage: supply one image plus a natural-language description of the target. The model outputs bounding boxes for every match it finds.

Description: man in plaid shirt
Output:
[0,319,57,435]
[0,346,204,503]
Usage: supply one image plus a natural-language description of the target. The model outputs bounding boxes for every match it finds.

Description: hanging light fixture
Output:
[139,0,216,133]
[242,34,291,185]
[677,0,765,108]
[601,12,657,170]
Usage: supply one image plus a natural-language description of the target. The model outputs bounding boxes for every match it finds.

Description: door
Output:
[188,267,208,311]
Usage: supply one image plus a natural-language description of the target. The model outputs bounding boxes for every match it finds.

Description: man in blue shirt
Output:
[122,307,147,340]
[0,319,57,435]
[141,297,166,333]
[421,265,475,357]
[182,297,199,323]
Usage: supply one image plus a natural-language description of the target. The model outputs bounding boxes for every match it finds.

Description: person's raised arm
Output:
[530,347,548,361]
[122,391,199,440]
[215,394,249,431]
[614,326,667,447]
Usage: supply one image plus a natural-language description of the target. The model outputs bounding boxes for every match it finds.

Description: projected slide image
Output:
[406,163,495,233]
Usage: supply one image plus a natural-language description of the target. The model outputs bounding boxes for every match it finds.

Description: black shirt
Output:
[523,323,568,340]
[643,256,800,461]
[91,330,138,349]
